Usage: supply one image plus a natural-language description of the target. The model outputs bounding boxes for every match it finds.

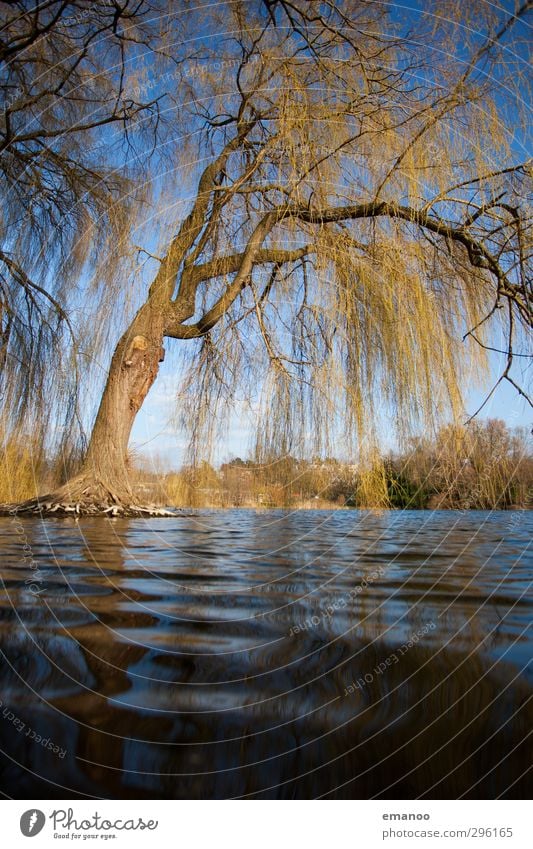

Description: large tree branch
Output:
[290,201,531,325]
[180,246,314,289]
[165,244,312,338]
[163,206,288,338]
[146,121,258,310]
[164,197,531,340]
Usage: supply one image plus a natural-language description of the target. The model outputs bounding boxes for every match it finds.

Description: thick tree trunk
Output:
[79,303,165,501]
[7,302,172,514]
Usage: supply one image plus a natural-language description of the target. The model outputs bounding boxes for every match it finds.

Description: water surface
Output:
[0,509,531,798]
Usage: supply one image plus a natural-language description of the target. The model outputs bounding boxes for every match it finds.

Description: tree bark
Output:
[78,302,165,502]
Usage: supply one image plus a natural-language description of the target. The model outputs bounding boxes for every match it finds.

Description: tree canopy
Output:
[0,0,531,507]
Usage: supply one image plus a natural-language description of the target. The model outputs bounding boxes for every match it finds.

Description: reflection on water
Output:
[0,509,531,799]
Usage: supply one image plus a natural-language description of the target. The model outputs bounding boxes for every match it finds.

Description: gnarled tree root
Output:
[0,502,182,517]
[0,474,187,517]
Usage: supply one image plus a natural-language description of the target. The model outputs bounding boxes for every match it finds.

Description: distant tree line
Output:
[149,419,531,510]
[2,418,530,509]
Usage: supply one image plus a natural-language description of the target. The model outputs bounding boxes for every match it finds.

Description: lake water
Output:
[0,509,531,799]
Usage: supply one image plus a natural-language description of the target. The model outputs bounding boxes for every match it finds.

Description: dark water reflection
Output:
[0,509,531,799]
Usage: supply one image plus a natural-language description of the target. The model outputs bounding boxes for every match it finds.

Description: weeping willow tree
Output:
[3,0,532,513]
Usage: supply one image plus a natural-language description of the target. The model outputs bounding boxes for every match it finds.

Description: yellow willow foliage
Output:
[0,430,42,502]
[356,458,390,509]
[303,226,489,442]
[164,473,194,507]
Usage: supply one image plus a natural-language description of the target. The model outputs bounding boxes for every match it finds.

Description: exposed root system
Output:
[0,474,187,517]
